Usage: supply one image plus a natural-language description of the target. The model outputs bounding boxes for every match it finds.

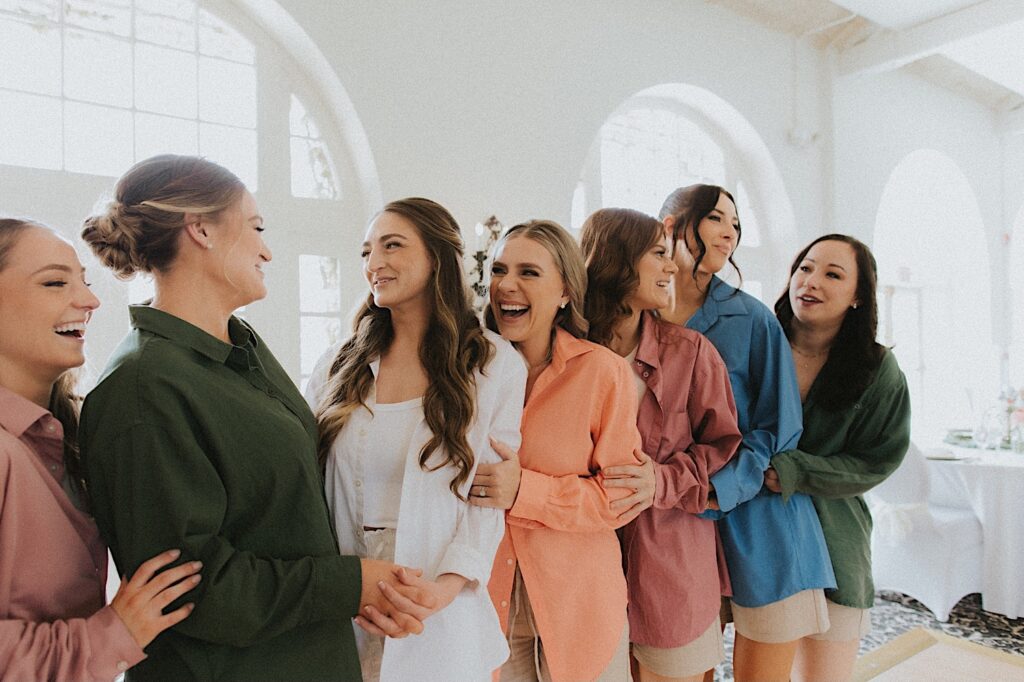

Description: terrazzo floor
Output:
[711,592,1024,681]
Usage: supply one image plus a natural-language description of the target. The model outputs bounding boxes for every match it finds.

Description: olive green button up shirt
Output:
[81,306,362,681]
[771,349,911,609]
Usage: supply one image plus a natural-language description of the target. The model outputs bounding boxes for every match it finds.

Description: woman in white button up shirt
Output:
[306,198,526,682]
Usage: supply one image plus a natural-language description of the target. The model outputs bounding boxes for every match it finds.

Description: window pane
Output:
[289,94,320,138]
[136,9,195,51]
[0,0,60,22]
[0,16,61,95]
[135,0,193,20]
[299,255,341,313]
[64,28,132,107]
[301,316,342,376]
[290,137,339,200]
[135,112,197,159]
[0,89,61,169]
[65,100,133,176]
[64,0,130,37]
[135,42,197,117]
[199,122,256,189]
[199,57,256,127]
[198,9,254,64]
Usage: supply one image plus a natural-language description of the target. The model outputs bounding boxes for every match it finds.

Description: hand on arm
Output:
[356,569,466,638]
[110,549,202,648]
[468,437,521,510]
[355,560,432,638]
[601,449,655,523]
[763,467,782,494]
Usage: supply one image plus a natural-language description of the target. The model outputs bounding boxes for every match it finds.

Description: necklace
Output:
[791,344,829,360]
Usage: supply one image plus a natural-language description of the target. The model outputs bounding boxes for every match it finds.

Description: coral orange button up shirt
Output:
[489,329,642,682]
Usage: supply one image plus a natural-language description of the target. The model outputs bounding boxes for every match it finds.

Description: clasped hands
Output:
[356,559,466,639]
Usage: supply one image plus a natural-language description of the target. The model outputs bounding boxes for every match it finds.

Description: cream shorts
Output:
[631,616,724,678]
[730,589,830,644]
[807,599,871,642]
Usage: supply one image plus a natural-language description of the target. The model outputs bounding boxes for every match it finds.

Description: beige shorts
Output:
[807,600,871,642]
[631,616,724,678]
[502,569,630,682]
[730,589,830,644]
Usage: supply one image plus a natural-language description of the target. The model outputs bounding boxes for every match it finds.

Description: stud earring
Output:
[206,243,213,250]
[851,303,858,309]
[560,302,567,309]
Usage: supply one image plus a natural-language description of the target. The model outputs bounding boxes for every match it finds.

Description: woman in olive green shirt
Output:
[764,234,911,682]
[78,155,428,681]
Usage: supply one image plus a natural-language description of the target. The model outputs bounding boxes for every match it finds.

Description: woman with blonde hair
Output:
[581,207,742,682]
[307,197,525,681]
[470,219,646,682]
[79,155,425,680]
[0,217,200,680]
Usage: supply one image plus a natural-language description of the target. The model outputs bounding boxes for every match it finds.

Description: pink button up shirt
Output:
[621,313,742,648]
[0,385,143,681]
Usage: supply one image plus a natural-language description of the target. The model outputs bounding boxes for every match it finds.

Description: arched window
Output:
[0,0,378,384]
[874,149,996,439]
[576,85,795,302]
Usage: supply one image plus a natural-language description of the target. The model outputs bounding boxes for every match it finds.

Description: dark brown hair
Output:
[775,233,884,411]
[315,198,493,499]
[659,184,742,285]
[81,154,245,278]
[579,208,663,346]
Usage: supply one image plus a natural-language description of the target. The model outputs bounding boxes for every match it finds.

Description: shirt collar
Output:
[689,275,749,332]
[129,305,256,364]
[635,311,662,371]
[0,384,53,438]
[549,326,593,374]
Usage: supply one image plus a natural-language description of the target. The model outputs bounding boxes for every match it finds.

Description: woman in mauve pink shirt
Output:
[582,208,742,682]
[0,218,200,682]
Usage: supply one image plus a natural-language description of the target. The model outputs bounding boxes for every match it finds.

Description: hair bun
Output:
[81,200,146,278]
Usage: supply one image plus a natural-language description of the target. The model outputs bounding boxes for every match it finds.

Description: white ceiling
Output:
[830,0,981,30]
[942,18,1024,97]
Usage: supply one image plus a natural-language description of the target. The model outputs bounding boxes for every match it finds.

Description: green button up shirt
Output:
[81,306,362,681]
[771,349,911,609]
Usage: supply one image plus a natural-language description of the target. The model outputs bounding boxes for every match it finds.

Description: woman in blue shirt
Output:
[657,184,835,682]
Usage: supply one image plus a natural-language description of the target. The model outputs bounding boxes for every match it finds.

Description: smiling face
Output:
[362,210,434,313]
[627,236,678,311]
[489,235,568,362]
[207,190,271,309]
[0,226,100,392]
[673,191,739,276]
[788,239,860,330]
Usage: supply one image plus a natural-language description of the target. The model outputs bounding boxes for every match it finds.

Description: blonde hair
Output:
[315,198,494,499]
[485,220,589,339]
[0,218,87,500]
[81,154,245,278]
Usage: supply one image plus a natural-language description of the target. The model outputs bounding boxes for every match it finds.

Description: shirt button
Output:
[49,464,57,472]
[506,558,514,566]
[500,600,508,608]
[117,660,129,672]
[355,480,362,488]
[45,423,57,433]
[642,371,650,378]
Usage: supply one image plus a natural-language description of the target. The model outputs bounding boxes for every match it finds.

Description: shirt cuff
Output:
[436,541,488,587]
[709,465,740,513]
[86,605,146,681]
[509,468,552,523]
[769,453,800,502]
[311,554,363,620]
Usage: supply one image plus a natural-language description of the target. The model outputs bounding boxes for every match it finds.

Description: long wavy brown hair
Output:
[579,208,663,346]
[314,198,493,498]
[0,218,88,501]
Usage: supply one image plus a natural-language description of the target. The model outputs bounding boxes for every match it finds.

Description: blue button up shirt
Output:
[690,276,835,607]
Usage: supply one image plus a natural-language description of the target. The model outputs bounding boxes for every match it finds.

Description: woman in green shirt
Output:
[764,234,911,682]
[78,155,428,681]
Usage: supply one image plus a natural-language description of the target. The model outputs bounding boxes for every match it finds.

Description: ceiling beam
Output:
[838,0,1024,76]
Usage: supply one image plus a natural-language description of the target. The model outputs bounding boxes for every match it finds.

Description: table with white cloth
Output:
[924,444,1024,619]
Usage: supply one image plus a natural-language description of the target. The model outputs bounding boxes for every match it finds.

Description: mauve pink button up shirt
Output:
[621,313,742,648]
[0,385,143,681]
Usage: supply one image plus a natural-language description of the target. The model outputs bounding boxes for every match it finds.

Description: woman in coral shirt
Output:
[0,218,199,681]
[469,219,646,682]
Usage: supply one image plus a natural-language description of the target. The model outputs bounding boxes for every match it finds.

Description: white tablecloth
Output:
[925,444,1024,618]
